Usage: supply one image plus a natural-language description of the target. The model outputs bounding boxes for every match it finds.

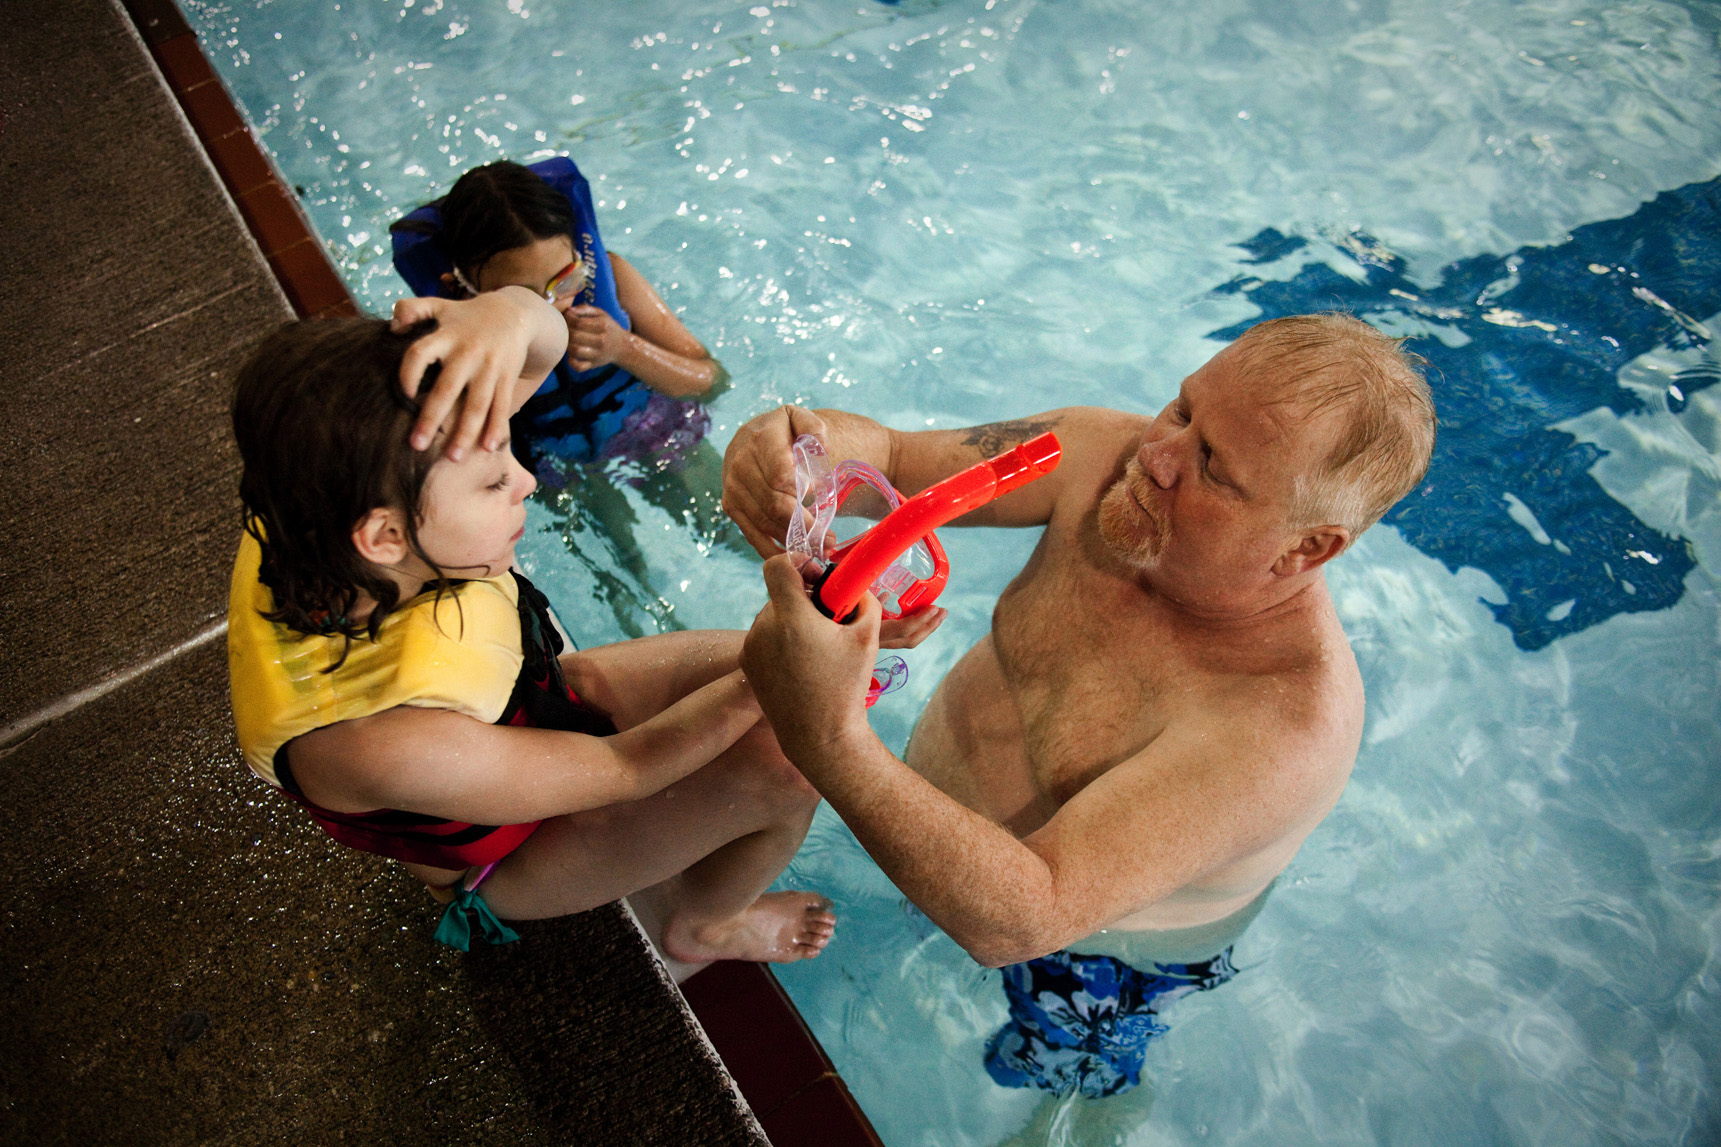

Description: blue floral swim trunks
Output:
[984,947,1238,1098]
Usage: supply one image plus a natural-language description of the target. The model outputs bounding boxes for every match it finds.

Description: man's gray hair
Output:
[1229,313,1437,538]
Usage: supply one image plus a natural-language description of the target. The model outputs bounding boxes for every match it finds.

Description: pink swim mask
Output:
[783,430,1061,709]
[784,434,949,620]
[786,430,1063,624]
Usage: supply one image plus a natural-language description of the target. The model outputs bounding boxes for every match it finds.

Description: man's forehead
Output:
[1183,356,1301,441]
[1178,356,1346,490]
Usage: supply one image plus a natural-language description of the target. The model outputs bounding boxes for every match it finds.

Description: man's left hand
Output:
[742,554,882,763]
[879,604,947,649]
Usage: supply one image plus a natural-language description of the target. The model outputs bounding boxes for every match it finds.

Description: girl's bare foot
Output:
[663,891,837,964]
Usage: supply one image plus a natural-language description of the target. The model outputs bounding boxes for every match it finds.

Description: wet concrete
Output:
[0,1,768,1141]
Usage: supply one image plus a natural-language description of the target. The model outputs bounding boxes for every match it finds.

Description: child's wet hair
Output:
[232,317,450,650]
[390,160,576,287]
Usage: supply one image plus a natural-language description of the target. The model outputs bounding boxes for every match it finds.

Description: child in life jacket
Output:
[391,157,744,587]
[227,286,834,960]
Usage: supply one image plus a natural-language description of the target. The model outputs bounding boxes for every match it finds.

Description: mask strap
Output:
[450,265,480,297]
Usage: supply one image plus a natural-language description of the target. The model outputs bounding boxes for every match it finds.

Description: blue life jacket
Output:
[391,156,652,469]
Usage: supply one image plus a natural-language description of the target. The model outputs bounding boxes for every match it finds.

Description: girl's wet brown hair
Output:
[232,317,451,653]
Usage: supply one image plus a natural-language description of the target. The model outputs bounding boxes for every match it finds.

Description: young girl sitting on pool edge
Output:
[227,285,834,963]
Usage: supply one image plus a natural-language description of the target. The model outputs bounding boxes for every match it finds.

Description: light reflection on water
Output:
[187,0,1720,1142]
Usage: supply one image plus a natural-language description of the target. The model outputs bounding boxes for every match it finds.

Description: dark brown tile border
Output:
[680,961,827,1115]
[121,0,358,319]
[203,122,276,199]
[267,239,357,319]
[122,0,191,46]
[235,180,313,257]
[175,74,249,140]
[681,961,885,1147]
[762,1077,883,1147]
[151,33,214,91]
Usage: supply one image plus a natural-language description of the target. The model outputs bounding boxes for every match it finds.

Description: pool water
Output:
[188,0,1721,1142]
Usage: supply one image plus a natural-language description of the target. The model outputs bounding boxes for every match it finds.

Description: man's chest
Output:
[989,554,1190,806]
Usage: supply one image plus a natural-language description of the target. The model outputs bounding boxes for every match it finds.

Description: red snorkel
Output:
[811,432,1062,622]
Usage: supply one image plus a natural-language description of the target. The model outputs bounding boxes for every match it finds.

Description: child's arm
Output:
[563,253,724,398]
[284,667,764,827]
[394,285,567,461]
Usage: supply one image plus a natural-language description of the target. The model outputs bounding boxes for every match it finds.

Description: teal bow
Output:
[432,886,521,952]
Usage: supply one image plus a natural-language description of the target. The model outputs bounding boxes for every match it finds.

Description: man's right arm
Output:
[722,405,1129,558]
[741,553,1335,966]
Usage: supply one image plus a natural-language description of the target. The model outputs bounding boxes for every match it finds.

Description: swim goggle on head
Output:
[782,430,1063,704]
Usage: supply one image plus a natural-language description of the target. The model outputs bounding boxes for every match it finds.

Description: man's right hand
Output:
[741,554,882,764]
[721,405,830,557]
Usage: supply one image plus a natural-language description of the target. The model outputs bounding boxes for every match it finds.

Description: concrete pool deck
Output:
[0,0,875,1141]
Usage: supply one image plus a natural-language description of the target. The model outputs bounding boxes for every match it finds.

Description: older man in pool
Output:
[724,313,1436,1100]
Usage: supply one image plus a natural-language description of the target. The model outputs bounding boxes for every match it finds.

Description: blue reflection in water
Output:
[1212,178,1720,649]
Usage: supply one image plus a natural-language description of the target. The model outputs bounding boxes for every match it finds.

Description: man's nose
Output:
[1140,437,1182,489]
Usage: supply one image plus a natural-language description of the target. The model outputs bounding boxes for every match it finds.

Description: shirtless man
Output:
[724,313,1435,1102]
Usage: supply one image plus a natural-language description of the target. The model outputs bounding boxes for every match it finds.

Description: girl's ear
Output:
[352,507,411,567]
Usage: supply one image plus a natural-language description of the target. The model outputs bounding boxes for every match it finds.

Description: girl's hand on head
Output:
[394,289,545,460]
[565,305,630,372]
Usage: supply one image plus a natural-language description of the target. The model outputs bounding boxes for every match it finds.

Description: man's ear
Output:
[352,507,411,567]
[1272,526,1350,577]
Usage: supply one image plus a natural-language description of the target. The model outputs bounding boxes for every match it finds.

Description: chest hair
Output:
[990,547,1180,804]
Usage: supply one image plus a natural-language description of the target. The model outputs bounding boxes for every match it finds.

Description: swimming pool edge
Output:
[119,0,358,321]
[679,959,886,1147]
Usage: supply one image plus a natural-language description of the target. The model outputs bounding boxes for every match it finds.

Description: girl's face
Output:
[412,439,537,580]
[475,235,585,306]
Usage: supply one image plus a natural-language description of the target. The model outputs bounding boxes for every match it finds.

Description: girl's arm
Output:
[395,285,567,460]
[283,667,762,826]
[563,253,724,398]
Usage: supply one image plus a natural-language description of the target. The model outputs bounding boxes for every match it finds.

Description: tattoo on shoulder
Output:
[959,417,1062,458]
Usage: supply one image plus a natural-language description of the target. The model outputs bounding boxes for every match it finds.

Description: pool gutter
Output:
[683,961,884,1147]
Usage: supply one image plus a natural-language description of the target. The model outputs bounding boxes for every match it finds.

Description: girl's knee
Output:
[777,762,821,808]
[729,750,820,809]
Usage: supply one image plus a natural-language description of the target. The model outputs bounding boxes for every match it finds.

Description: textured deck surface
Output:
[0,0,283,728]
[1,644,761,1145]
